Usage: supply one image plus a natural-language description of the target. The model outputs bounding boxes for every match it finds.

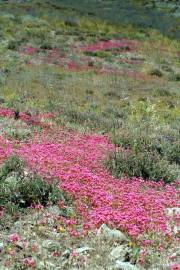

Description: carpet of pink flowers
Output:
[79,39,137,52]
[19,38,146,79]
[0,107,179,240]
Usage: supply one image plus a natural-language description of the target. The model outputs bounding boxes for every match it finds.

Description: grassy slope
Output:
[0,0,179,269]
[55,0,180,39]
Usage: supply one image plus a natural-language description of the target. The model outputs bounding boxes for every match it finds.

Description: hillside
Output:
[0,1,179,269]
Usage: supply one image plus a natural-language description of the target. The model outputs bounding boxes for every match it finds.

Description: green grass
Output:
[0,1,179,269]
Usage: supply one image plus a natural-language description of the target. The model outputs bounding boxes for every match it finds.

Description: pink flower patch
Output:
[16,129,178,239]
[80,39,137,52]
[22,46,38,55]
[170,262,180,270]
[0,108,14,118]
[22,257,36,268]
[0,137,13,163]
[9,233,20,243]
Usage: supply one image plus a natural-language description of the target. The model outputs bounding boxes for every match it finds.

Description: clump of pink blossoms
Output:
[80,39,137,52]
[170,262,180,270]
[22,257,36,268]
[0,108,178,240]
[9,233,20,243]
[16,128,179,238]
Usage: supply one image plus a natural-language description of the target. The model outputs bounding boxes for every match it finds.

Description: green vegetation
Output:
[0,155,69,221]
[0,1,179,269]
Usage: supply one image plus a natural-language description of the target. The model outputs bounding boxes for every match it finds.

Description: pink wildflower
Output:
[170,262,180,270]
[71,250,78,257]
[31,243,38,252]
[16,129,178,240]
[52,251,60,257]
[9,233,20,243]
[30,203,44,211]
[22,257,36,268]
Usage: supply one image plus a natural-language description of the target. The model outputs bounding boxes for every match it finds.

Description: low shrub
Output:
[108,105,180,183]
[148,68,163,77]
[0,156,69,212]
[169,72,180,81]
[0,155,24,182]
[7,39,22,50]
[64,17,80,27]
[105,149,179,183]
[40,42,53,50]
[143,65,163,77]
[0,118,32,140]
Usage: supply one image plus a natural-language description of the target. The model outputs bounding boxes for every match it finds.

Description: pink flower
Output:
[9,233,20,243]
[83,223,90,231]
[68,61,78,70]
[22,258,36,268]
[142,239,152,246]
[31,243,38,252]
[138,249,146,265]
[15,129,178,242]
[170,263,180,270]
[80,39,136,52]
[52,251,60,257]
[71,250,78,257]
[24,46,37,55]
[30,203,44,211]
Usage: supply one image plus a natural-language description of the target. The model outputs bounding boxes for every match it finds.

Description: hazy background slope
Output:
[55,0,180,39]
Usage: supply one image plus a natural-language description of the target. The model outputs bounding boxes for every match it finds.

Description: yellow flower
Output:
[128,241,135,247]
[6,247,12,252]
[57,226,65,233]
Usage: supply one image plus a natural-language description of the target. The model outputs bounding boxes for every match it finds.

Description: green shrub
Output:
[11,175,64,208]
[111,121,180,165]
[0,155,24,182]
[158,140,180,165]
[146,67,163,77]
[5,127,31,140]
[40,42,53,50]
[64,17,80,27]
[0,118,32,140]
[169,72,180,81]
[84,51,111,58]
[0,156,69,211]
[105,149,179,183]
[7,39,22,50]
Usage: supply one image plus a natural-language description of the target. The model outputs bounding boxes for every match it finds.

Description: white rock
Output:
[115,261,140,270]
[42,240,60,251]
[97,224,128,243]
[110,245,130,261]
[47,206,62,215]
[76,246,94,254]
[0,242,4,250]
[165,207,180,216]
[165,207,180,234]
[37,261,56,269]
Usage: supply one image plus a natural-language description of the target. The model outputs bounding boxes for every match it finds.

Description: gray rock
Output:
[13,220,22,230]
[110,245,131,261]
[115,261,140,270]
[97,224,128,243]
[0,242,4,250]
[37,261,56,269]
[165,207,180,234]
[76,246,94,254]
[42,240,60,251]
[47,206,62,216]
